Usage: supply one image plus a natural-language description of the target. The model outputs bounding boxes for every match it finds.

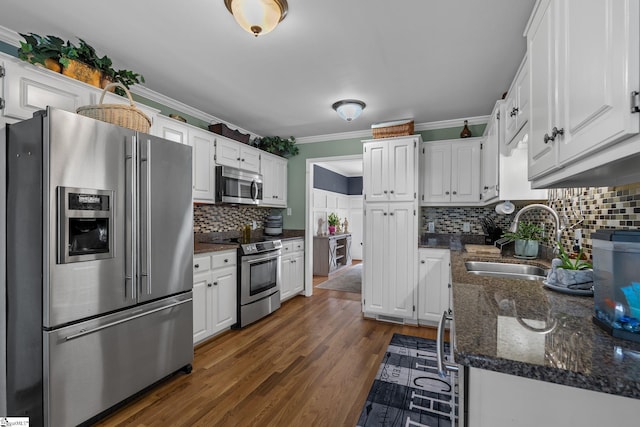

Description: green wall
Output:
[283,123,486,229]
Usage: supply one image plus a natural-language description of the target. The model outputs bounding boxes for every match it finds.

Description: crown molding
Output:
[0,25,22,47]
[297,115,490,144]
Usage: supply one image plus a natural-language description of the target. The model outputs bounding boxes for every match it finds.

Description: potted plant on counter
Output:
[501,221,544,259]
[548,245,593,287]
[327,213,340,235]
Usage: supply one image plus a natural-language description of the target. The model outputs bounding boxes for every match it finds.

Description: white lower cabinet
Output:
[417,248,451,325]
[363,202,417,320]
[192,250,237,344]
[280,239,304,301]
[467,367,639,427]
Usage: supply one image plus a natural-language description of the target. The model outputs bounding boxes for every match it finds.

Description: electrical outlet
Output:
[574,229,582,250]
[287,207,292,216]
[463,222,471,233]
[428,222,435,233]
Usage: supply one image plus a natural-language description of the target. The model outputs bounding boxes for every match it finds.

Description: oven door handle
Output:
[246,254,279,265]
[437,310,459,379]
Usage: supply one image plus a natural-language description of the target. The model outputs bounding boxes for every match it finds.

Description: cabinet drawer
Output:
[211,250,237,269]
[281,241,294,254]
[290,239,304,252]
[193,255,211,272]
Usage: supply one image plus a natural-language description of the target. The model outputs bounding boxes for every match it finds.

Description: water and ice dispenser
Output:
[592,230,640,342]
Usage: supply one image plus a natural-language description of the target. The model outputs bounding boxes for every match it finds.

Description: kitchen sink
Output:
[465,261,547,281]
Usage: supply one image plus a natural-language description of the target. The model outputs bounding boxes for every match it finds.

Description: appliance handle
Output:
[437,310,459,378]
[251,180,258,201]
[64,298,192,341]
[140,138,152,295]
[246,254,280,265]
[125,135,137,300]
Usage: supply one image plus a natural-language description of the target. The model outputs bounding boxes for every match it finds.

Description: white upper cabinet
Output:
[152,115,189,144]
[261,152,287,207]
[421,138,481,205]
[215,137,260,173]
[503,56,530,146]
[190,128,216,202]
[363,136,419,203]
[481,104,501,202]
[527,0,640,186]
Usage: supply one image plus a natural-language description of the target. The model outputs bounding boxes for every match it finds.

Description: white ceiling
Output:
[0,0,535,139]
[315,160,363,177]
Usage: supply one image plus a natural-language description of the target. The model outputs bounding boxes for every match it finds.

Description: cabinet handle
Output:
[195,264,200,268]
[452,191,457,195]
[224,259,229,263]
[421,260,425,264]
[445,191,450,195]
[383,212,388,216]
[509,107,519,117]
[207,283,212,287]
[390,212,395,216]
[213,281,218,286]
[544,126,564,144]
[241,158,245,162]
[390,190,394,194]
[383,190,388,194]
[237,157,241,161]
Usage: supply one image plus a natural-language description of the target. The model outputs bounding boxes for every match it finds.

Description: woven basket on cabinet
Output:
[77,82,151,133]
[371,119,414,139]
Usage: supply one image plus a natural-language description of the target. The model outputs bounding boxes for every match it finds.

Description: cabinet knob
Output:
[207,283,212,287]
[509,107,519,117]
[195,264,200,268]
[390,212,395,216]
[445,191,450,195]
[544,127,564,144]
[390,190,394,194]
[383,212,388,216]
[483,186,489,190]
[237,157,241,161]
[224,259,229,263]
[421,260,426,264]
[213,281,218,286]
[452,191,457,195]
[383,190,388,194]
[241,158,245,162]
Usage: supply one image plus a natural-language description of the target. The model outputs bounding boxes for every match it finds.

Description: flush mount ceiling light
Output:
[224,0,288,37]
[332,99,366,122]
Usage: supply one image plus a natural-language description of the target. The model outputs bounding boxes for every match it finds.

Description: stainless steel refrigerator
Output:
[6,108,194,427]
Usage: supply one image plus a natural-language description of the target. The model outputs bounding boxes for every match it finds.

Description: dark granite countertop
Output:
[451,250,640,400]
[193,229,305,254]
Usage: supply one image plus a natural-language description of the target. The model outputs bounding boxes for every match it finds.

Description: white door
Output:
[528,0,560,179]
[261,153,277,205]
[363,141,389,202]
[482,111,500,201]
[240,145,261,173]
[291,251,305,294]
[274,156,287,205]
[215,137,241,168]
[363,204,388,314]
[280,255,292,301]
[388,138,416,202]
[418,249,451,324]
[558,0,639,164]
[193,271,212,344]
[348,196,364,260]
[191,128,215,201]
[422,142,451,203]
[152,116,189,145]
[387,203,416,319]
[451,139,481,203]
[212,267,237,332]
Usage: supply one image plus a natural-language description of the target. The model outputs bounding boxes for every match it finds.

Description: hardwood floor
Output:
[96,265,436,427]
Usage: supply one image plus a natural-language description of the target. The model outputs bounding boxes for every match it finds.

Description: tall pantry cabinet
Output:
[362,135,420,321]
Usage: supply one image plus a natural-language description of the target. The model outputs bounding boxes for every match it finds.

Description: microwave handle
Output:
[251,180,258,201]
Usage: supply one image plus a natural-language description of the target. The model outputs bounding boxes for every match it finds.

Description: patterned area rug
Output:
[316,263,362,293]
[357,333,458,427]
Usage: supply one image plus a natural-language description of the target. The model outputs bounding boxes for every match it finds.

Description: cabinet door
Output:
[363,204,388,314]
[387,203,416,319]
[418,249,451,324]
[211,266,237,332]
[3,59,90,120]
[260,153,277,205]
[388,138,416,202]
[215,137,241,168]
[363,141,389,202]
[504,57,530,145]
[328,238,338,272]
[291,252,305,294]
[422,142,451,203]
[190,128,215,201]
[193,271,212,344]
[240,145,261,173]
[451,139,481,203]
[503,92,519,146]
[528,0,560,179]
[280,255,292,301]
[481,110,500,202]
[152,115,189,144]
[558,0,639,164]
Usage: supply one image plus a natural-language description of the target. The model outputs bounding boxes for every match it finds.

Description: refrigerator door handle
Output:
[64,298,193,341]
[139,138,152,295]
[125,135,138,301]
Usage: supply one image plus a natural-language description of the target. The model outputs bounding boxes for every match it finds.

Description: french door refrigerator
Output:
[6,107,194,427]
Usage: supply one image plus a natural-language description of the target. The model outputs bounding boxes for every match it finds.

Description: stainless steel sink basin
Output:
[465,261,547,281]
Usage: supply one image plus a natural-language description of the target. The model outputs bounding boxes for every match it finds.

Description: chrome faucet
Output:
[508,204,562,253]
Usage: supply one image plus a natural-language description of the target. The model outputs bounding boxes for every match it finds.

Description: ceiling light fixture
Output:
[224,0,288,37]
[332,99,366,122]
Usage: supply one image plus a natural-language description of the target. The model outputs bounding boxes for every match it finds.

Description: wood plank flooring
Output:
[96,265,436,427]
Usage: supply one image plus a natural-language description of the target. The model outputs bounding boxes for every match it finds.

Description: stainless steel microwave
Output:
[215,166,263,205]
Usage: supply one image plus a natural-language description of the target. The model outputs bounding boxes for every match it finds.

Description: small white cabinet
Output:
[363,136,418,203]
[192,250,237,344]
[261,152,287,207]
[363,202,416,320]
[417,248,451,325]
[280,239,304,301]
[527,0,640,185]
[503,56,530,146]
[421,138,482,205]
[215,137,261,173]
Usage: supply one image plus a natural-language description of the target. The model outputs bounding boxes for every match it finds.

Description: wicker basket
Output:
[77,83,151,133]
[371,119,414,139]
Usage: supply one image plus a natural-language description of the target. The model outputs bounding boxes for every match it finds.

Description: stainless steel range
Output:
[236,238,283,328]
